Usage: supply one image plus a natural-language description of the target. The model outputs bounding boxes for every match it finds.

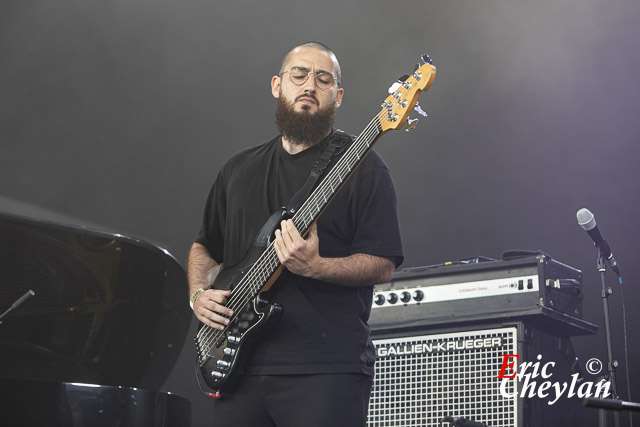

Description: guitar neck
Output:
[292,114,383,236]
[228,113,384,302]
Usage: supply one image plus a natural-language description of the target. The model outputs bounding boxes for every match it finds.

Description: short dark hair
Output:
[279,41,342,87]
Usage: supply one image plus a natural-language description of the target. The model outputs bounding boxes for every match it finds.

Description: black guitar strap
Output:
[253,129,354,247]
[284,129,353,216]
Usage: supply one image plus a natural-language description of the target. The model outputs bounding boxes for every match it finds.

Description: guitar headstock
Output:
[379,55,436,132]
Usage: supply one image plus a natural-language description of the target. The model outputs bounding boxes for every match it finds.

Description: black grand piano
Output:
[0,212,192,426]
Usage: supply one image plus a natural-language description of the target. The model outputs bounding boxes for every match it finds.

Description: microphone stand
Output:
[585,397,640,413]
[596,247,621,427]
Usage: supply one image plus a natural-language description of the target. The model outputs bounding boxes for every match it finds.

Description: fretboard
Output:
[292,116,383,236]
[229,113,384,304]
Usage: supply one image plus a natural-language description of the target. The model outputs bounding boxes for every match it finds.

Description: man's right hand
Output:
[193,289,234,330]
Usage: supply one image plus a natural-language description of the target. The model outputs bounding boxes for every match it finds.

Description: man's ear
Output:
[335,87,344,108]
[271,75,281,99]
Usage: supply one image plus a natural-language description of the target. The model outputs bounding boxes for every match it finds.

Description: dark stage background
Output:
[1,0,638,426]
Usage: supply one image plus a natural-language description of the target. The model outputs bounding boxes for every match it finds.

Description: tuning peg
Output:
[421,54,433,65]
[414,101,428,118]
[405,117,419,132]
[387,81,402,94]
[397,74,410,83]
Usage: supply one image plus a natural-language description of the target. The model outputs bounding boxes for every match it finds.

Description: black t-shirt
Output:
[195,132,403,376]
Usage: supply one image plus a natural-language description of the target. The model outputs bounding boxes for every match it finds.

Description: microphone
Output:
[576,208,622,282]
[13,290,35,308]
[0,290,35,325]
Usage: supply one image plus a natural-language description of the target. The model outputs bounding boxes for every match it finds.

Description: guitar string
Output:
[196,116,382,354]
[196,100,404,355]
[195,122,380,353]
[197,115,386,354]
[196,75,423,355]
[195,111,379,332]
[196,81,415,355]
[197,122,379,356]
[196,116,383,352]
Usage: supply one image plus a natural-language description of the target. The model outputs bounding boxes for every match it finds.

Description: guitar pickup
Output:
[214,334,227,348]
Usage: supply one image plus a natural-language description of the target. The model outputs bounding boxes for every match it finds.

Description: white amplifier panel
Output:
[372,274,539,309]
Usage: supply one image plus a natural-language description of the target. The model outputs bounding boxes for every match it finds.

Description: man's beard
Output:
[275,96,337,147]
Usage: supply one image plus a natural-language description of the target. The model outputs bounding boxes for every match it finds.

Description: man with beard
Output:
[188,42,403,427]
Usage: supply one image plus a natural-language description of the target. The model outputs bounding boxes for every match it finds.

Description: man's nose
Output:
[302,73,317,91]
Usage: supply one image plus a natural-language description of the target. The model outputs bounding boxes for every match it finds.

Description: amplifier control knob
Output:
[400,291,411,303]
[388,293,399,304]
[413,290,424,302]
[374,294,386,305]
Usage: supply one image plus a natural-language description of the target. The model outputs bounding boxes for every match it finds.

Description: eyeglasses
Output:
[280,67,338,90]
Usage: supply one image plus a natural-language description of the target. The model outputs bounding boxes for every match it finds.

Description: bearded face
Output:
[274,95,337,147]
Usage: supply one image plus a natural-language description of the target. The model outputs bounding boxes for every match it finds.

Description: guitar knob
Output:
[400,291,411,303]
[387,293,398,304]
[374,294,386,305]
[413,290,424,302]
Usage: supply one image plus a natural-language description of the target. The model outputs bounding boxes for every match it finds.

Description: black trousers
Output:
[210,373,374,427]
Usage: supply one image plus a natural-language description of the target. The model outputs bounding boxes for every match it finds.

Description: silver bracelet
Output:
[189,287,207,310]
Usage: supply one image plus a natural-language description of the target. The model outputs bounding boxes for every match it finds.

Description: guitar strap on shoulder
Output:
[253,130,354,247]
[284,129,353,217]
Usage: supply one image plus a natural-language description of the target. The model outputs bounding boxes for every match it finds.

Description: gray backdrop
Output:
[1,0,639,426]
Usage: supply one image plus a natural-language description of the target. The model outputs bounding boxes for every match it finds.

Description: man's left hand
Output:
[274,219,320,278]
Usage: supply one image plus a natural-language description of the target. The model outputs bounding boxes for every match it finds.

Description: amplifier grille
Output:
[368,327,518,426]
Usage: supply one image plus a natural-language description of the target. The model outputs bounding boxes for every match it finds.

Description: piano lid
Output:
[0,212,192,390]
[0,378,192,427]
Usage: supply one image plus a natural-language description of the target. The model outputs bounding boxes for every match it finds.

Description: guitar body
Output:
[196,245,284,393]
[194,55,436,395]
[196,293,283,393]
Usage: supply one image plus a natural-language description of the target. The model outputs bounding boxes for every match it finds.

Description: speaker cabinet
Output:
[367,322,581,426]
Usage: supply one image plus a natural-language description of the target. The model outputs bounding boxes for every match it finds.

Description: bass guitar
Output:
[195,55,436,396]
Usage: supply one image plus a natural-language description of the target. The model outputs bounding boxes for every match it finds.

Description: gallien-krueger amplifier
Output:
[366,255,599,427]
[367,322,585,427]
[368,326,518,426]
[369,255,588,333]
